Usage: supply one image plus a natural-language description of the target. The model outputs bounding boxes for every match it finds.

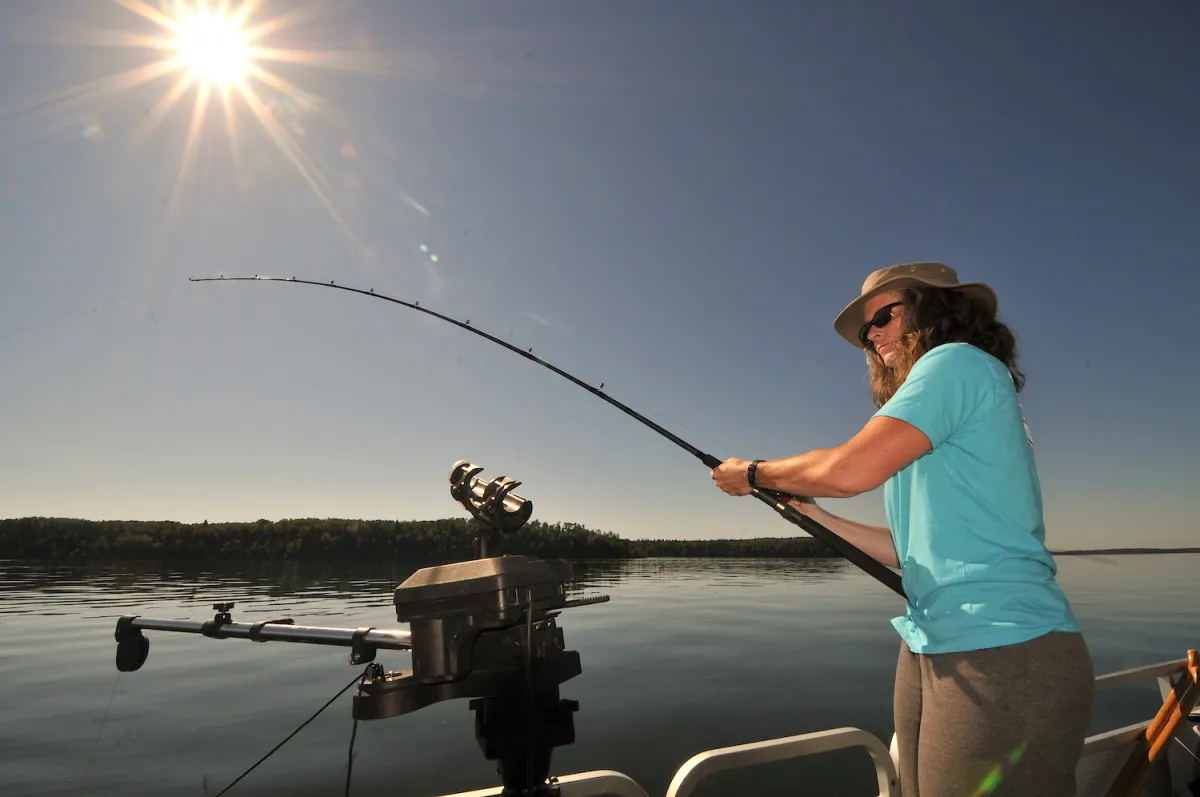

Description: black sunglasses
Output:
[858,301,905,347]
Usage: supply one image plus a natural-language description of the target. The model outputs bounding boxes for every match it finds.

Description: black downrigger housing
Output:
[112,460,609,796]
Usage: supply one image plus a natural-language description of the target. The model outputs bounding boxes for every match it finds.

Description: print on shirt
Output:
[1018,401,1035,450]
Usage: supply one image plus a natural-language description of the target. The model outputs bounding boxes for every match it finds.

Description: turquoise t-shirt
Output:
[873,342,1079,654]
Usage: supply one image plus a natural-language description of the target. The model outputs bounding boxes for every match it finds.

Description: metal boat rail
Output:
[433,656,1200,797]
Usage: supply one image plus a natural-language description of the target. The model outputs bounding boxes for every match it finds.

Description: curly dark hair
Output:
[866,286,1026,407]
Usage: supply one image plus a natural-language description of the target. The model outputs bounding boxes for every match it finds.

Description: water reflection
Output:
[570,557,852,590]
[0,555,852,616]
[0,554,1195,797]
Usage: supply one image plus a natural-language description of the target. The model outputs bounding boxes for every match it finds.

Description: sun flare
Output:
[173,6,251,87]
[3,0,414,261]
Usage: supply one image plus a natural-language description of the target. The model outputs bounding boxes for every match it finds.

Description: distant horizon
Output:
[1050,548,1200,556]
[2,514,1196,557]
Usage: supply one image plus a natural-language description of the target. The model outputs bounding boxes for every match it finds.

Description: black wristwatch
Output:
[747,460,764,489]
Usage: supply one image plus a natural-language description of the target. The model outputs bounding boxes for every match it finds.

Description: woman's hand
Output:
[785,495,823,518]
[710,457,753,496]
[711,459,824,512]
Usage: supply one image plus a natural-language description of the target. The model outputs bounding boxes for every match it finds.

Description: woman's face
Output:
[861,290,907,367]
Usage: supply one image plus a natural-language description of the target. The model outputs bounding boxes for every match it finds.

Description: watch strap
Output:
[747,460,764,489]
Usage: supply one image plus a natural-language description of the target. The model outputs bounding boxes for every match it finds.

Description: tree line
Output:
[0,517,838,562]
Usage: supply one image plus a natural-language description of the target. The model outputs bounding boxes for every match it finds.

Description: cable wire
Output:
[215,668,368,796]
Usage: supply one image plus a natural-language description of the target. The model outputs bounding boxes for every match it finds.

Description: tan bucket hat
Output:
[833,262,998,348]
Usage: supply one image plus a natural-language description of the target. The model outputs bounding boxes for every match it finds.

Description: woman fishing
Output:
[711,262,1093,797]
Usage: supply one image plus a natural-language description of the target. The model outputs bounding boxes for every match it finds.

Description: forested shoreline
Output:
[0,517,838,561]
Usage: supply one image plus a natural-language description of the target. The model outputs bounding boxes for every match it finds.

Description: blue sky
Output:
[1,1,1197,549]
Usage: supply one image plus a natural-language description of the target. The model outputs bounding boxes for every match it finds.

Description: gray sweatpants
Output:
[894,631,1094,797]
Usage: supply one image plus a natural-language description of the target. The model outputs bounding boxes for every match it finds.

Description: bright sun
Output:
[173,6,250,87]
[17,0,408,254]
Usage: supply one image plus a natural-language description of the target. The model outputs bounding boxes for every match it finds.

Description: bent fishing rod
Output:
[189,275,905,598]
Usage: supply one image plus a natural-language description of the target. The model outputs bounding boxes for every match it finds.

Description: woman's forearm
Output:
[755,450,856,498]
[794,501,900,569]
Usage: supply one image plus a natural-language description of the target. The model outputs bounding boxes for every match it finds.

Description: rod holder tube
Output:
[127,617,413,650]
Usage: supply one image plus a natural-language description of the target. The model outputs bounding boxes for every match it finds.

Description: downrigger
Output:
[113,460,610,797]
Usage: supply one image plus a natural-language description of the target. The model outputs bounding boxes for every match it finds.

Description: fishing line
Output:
[189,274,906,598]
[0,281,184,344]
[84,670,121,783]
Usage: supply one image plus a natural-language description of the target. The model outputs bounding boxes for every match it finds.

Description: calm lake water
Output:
[2,553,1196,797]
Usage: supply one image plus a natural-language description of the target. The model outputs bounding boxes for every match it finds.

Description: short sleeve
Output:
[873,344,999,448]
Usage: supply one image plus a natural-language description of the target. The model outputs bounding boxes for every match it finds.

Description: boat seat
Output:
[1075,654,1200,797]
[1076,720,1161,796]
